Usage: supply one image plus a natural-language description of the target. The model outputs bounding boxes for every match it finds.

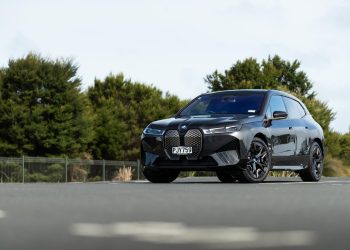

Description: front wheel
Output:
[238,137,271,183]
[299,141,323,182]
[143,168,179,183]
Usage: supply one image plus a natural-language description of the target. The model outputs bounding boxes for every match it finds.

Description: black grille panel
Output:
[184,129,202,160]
[164,130,180,160]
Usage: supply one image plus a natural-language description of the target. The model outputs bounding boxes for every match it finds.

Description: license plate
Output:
[172,146,192,155]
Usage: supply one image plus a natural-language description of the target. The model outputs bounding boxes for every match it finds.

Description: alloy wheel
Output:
[311,145,323,178]
[246,141,269,179]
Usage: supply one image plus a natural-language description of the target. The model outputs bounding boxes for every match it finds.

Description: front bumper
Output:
[141,130,248,170]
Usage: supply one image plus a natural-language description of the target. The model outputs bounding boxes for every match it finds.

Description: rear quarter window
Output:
[283,97,306,119]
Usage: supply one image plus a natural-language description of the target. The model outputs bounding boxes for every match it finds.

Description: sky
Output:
[0,0,349,133]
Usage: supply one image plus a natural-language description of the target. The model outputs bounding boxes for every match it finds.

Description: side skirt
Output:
[272,165,305,171]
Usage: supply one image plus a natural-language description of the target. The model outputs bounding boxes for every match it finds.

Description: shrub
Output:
[323,156,350,177]
[113,166,134,181]
[70,165,88,182]
[0,163,22,182]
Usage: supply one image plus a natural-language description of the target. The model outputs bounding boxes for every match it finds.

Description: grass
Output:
[269,171,298,177]
[113,166,134,181]
[179,171,217,178]
[324,157,350,176]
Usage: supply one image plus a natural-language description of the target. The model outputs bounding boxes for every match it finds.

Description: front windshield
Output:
[179,93,265,117]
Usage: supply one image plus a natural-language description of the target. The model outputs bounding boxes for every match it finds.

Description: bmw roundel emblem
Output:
[181,125,187,130]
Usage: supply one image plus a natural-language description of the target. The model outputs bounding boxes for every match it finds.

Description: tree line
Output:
[0,53,349,176]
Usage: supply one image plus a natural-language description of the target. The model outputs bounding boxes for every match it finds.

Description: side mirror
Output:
[263,111,288,128]
[273,111,288,120]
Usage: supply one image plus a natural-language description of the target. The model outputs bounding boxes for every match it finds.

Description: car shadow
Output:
[132,177,304,184]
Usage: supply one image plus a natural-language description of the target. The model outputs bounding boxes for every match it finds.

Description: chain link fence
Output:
[0,157,142,183]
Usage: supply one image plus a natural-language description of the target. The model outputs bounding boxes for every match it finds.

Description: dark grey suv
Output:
[141,89,324,183]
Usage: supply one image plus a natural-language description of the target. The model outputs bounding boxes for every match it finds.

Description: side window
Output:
[296,101,306,117]
[283,97,300,119]
[268,95,286,118]
[283,97,306,119]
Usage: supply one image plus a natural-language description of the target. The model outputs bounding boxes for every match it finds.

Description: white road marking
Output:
[0,210,6,219]
[320,181,346,184]
[70,222,316,248]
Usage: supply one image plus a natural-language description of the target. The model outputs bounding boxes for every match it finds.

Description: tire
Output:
[143,168,179,183]
[238,137,271,183]
[216,171,237,183]
[299,141,323,182]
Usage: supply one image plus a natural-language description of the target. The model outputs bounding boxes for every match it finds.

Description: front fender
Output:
[236,122,271,159]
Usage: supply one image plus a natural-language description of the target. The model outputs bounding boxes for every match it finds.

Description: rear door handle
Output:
[289,127,292,130]
[305,126,309,129]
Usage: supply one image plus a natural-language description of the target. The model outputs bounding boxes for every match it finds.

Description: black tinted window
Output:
[180,93,265,116]
[268,95,286,118]
[283,97,305,119]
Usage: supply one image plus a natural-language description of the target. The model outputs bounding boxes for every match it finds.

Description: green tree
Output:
[88,73,185,160]
[0,53,93,157]
[206,55,315,98]
[300,97,335,132]
[340,132,350,164]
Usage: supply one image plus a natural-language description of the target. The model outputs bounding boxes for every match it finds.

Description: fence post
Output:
[102,159,106,182]
[22,156,25,184]
[65,157,68,183]
[137,159,140,180]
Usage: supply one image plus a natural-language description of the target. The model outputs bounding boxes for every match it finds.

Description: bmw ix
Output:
[141,90,324,183]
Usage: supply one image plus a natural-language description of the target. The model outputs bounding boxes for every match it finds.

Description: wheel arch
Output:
[313,138,324,156]
[254,132,268,146]
[242,132,271,157]
[237,129,271,160]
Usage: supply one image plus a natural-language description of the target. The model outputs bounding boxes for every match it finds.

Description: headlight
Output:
[143,127,165,136]
[203,125,241,135]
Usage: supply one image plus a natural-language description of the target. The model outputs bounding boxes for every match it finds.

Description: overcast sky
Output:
[1,0,349,133]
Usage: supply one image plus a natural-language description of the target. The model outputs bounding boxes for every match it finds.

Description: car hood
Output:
[149,114,263,130]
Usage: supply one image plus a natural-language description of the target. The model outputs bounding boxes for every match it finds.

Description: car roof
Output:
[203,89,297,99]
[201,89,308,114]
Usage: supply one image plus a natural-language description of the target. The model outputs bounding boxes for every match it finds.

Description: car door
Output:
[267,95,296,165]
[283,97,310,165]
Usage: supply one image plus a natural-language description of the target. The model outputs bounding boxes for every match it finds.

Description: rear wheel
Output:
[216,171,237,183]
[299,141,323,182]
[143,168,179,183]
[238,137,271,183]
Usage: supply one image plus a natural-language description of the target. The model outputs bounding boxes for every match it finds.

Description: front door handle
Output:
[289,126,292,130]
[305,126,309,129]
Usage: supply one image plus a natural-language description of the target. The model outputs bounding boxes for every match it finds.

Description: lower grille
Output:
[156,156,217,168]
[184,129,202,160]
[164,130,180,160]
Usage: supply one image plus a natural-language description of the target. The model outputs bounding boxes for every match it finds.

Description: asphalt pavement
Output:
[1,177,350,250]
